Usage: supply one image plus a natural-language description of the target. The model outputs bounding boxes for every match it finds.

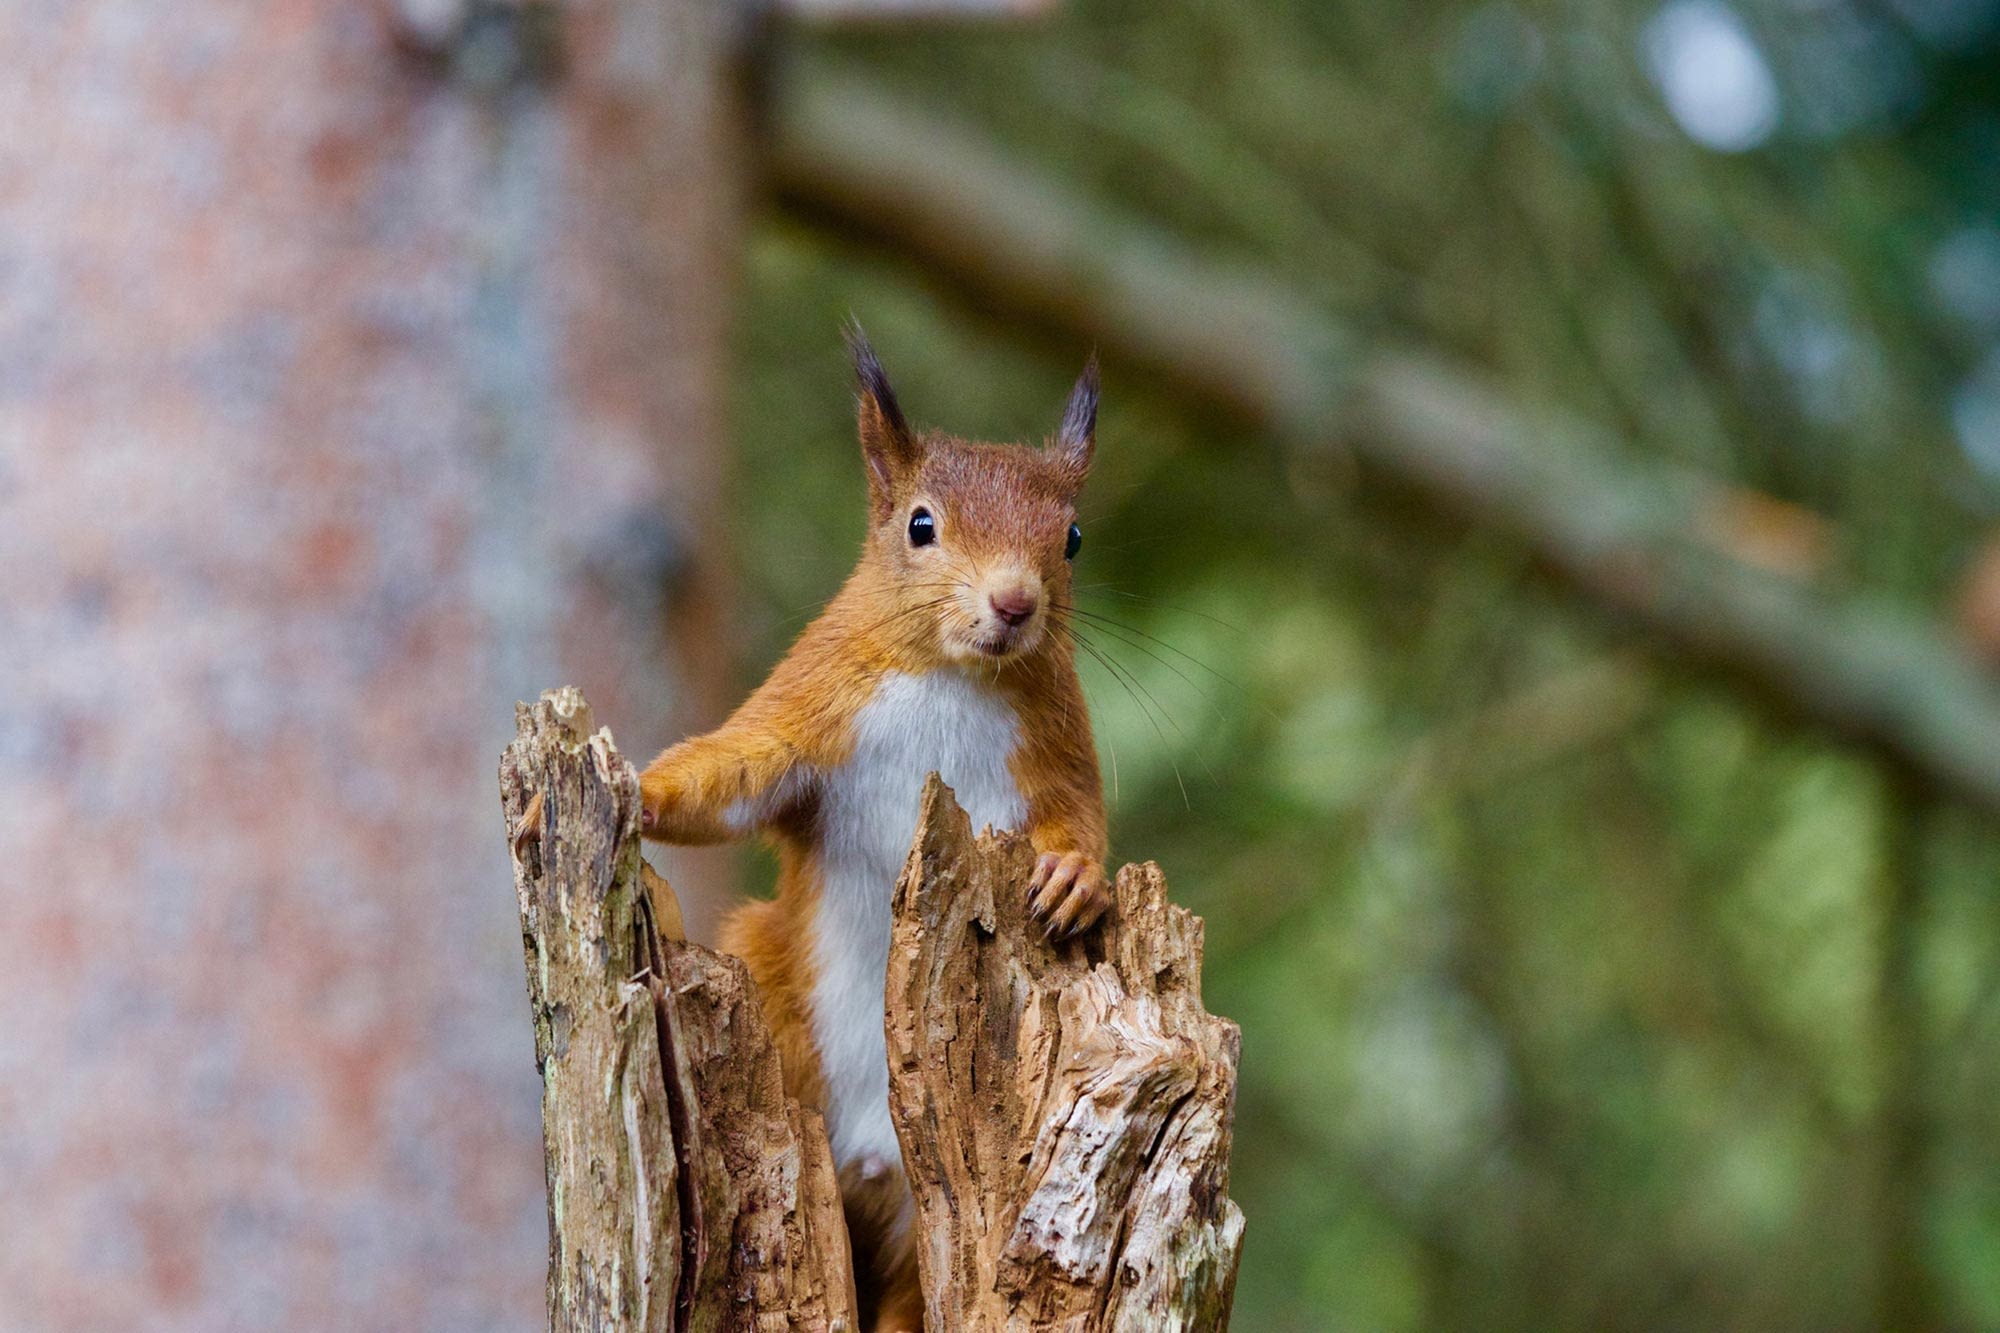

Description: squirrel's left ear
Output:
[1053,354,1098,489]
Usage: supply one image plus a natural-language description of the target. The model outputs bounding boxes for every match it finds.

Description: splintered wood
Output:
[502,688,857,1332]
[655,945,857,1329]
[887,775,1245,1331]
[503,691,1241,1330]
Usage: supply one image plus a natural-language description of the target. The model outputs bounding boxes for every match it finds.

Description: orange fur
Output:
[639,338,1108,1331]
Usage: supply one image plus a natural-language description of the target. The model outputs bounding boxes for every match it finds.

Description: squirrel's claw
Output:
[1027,850,1109,939]
[1027,851,1064,918]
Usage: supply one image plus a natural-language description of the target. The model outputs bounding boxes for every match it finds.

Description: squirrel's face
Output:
[848,329,1097,668]
[890,445,1082,663]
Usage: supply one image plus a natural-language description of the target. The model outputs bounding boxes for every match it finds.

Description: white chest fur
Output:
[811,670,1028,1168]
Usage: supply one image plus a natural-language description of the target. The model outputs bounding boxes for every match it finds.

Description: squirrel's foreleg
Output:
[637,726,802,844]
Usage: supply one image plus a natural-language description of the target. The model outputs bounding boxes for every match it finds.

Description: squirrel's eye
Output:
[908,508,936,547]
[1065,523,1082,561]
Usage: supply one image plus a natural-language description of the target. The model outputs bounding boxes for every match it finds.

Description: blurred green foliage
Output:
[730,1,2000,1326]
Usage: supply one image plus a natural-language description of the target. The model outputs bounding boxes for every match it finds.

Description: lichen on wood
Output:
[503,687,676,1331]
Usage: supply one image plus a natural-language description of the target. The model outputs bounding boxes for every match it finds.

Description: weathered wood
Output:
[656,944,859,1331]
[503,688,858,1332]
[503,688,677,1330]
[886,775,1244,1331]
[506,695,1239,1329]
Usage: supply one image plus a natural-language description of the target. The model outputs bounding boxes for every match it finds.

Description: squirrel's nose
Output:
[990,588,1039,627]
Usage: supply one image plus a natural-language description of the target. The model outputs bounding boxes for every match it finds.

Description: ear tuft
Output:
[844,320,917,519]
[1054,353,1098,484]
[845,319,908,441]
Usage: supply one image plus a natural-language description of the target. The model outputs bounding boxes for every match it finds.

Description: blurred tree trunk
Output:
[0,2,746,1325]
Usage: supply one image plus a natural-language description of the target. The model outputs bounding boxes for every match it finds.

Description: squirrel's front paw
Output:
[638,768,679,837]
[1027,851,1110,939]
[511,790,546,855]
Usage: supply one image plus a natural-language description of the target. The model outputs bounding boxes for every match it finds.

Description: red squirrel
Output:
[536,332,1112,1331]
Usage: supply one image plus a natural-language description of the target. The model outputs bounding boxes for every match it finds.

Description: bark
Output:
[503,688,858,1332]
[1,3,745,1322]
[765,68,2000,818]
[657,945,860,1330]
[887,776,1245,1331]
[505,698,1242,1330]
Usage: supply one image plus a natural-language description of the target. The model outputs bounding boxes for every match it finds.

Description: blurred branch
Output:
[765,66,2000,815]
[1387,652,1655,799]
[777,0,1056,20]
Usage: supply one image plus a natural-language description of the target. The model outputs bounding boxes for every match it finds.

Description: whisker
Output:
[1056,604,1263,708]
[771,580,968,631]
[1071,621,1220,785]
[1056,607,1223,716]
[1070,586,1249,636]
[1058,622,1193,810]
[854,594,959,640]
[1079,673,1120,804]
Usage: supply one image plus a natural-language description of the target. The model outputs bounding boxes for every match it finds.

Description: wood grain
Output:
[503,689,858,1332]
[887,775,1243,1330]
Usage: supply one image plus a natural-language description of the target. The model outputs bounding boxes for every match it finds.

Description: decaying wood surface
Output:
[656,942,859,1329]
[501,688,857,1331]
[887,775,1245,1331]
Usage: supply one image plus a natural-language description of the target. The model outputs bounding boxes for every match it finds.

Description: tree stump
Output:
[887,776,1245,1331]
[502,688,857,1331]
[502,691,1242,1330]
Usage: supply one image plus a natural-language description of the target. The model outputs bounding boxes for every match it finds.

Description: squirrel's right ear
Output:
[1053,354,1099,489]
[846,323,918,521]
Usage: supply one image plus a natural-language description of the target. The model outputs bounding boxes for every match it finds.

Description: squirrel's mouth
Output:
[961,620,1041,661]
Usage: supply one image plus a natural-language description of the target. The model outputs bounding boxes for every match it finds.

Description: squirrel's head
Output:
[848,327,1096,668]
